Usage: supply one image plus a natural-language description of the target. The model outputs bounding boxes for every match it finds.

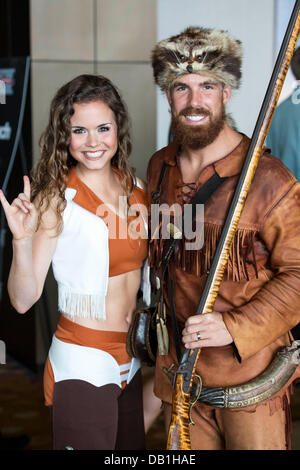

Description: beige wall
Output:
[29,0,157,363]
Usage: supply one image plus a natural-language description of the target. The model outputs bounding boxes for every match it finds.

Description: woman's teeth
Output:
[84,151,104,158]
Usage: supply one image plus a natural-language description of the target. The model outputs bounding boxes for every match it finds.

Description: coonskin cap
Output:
[152,27,243,91]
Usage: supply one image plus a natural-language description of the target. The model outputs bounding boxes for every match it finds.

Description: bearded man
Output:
[147,27,300,450]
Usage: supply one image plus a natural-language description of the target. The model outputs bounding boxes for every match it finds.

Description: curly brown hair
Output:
[31,74,135,233]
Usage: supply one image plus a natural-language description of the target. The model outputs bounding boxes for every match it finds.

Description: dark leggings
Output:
[50,370,145,450]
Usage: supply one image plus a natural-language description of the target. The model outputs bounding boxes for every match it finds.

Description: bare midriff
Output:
[63,267,141,332]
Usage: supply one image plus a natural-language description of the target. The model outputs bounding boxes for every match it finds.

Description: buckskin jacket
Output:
[147,134,300,412]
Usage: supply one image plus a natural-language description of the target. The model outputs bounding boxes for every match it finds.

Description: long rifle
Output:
[167,1,300,451]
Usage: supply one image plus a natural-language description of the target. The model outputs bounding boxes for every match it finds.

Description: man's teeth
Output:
[85,151,104,158]
[186,115,206,121]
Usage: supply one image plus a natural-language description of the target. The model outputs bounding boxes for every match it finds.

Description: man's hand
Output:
[182,312,233,349]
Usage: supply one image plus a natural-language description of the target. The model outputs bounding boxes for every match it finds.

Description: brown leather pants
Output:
[163,399,291,450]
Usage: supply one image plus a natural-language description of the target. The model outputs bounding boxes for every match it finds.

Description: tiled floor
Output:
[0,356,299,450]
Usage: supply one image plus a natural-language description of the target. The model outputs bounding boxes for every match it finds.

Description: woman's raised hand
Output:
[0,176,39,241]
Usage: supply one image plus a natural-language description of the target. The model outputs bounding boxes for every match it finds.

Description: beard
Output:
[171,104,226,150]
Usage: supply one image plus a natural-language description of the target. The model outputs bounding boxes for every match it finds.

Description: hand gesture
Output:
[0,176,39,241]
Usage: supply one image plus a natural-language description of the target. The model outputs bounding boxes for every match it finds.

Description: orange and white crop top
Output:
[51,167,150,320]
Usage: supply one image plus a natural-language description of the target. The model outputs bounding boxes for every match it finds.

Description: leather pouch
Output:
[126,306,158,366]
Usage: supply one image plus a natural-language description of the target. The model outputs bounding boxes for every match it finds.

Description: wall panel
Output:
[30,0,94,61]
[97,0,156,62]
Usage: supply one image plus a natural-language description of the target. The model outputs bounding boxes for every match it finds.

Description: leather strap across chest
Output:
[152,162,228,362]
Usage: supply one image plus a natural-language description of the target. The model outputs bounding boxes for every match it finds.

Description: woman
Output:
[0,74,150,450]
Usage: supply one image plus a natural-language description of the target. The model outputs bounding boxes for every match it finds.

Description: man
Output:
[147,27,300,450]
[267,47,300,181]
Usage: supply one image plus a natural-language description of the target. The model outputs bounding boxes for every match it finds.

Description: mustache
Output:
[179,107,211,117]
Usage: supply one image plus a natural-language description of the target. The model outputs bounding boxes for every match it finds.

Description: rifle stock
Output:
[167,348,200,450]
[167,1,300,450]
[166,373,193,450]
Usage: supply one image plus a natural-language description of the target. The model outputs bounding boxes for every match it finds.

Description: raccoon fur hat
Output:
[152,27,242,91]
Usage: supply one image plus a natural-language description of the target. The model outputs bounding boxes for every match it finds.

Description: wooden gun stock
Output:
[166,374,193,450]
[167,348,200,450]
[167,1,300,451]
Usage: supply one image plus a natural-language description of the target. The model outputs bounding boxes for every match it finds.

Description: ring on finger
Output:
[196,331,201,341]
